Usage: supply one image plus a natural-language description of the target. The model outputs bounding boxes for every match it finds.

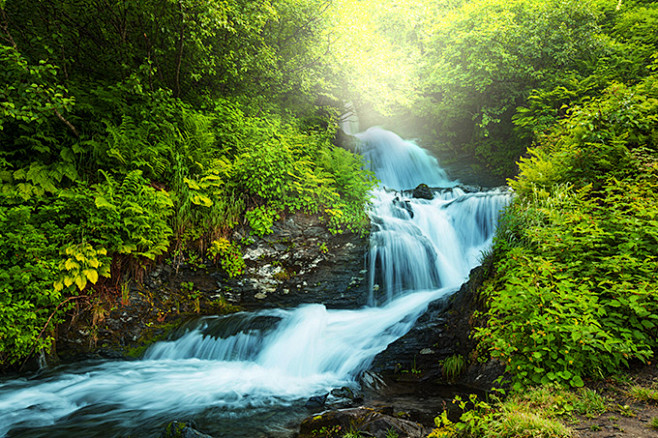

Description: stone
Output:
[412,183,433,200]
[305,393,328,410]
[160,421,213,438]
[298,407,428,438]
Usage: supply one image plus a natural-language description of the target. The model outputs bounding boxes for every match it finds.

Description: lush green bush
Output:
[477,73,658,389]
[0,0,377,366]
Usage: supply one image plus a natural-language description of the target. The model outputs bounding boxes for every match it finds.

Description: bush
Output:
[477,73,658,389]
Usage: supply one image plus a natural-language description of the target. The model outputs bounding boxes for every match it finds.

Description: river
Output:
[0,128,509,437]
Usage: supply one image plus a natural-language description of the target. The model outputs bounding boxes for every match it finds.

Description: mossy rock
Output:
[160,421,213,438]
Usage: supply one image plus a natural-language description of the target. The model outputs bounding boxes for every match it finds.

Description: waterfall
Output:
[0,129,510,438]
[359,127,508,302]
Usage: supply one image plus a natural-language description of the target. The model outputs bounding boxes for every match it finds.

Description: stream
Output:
[0,128,510,437]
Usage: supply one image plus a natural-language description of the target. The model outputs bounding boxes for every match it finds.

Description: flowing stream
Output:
[0,128,509,437]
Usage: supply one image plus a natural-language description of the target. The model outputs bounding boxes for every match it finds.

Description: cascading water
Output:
[0,128,510,438]
[358,127,509,302]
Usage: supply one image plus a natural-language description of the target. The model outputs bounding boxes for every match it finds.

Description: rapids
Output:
[0,128,509,437]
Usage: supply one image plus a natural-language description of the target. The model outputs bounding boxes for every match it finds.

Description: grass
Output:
[428,385,611,438]
[521,385,607,419]
[442,354,466,381]
[650,417,658,430]
[574,388,607,418]
[495,410,573,438]
[628,385,658,403]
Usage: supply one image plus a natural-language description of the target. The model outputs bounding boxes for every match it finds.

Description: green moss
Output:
[123,321,180,359]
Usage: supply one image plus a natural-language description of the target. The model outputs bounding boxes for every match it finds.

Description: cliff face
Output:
[225,212,370,310]
[52,213,369,366]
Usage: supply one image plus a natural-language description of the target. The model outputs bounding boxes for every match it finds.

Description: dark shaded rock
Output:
[331,386,359,401]
[160,421,213,438]
[392,196,414,218]
[230,213,369,310]
[334,128,360,151]
[305,393,328,410]
[360,370,388,392]
[298,407,428,438]
[412,183,433,200]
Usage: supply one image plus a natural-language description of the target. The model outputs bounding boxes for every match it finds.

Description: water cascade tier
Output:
[0,128,510,437]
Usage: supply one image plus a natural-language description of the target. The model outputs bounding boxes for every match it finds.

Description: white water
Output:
[0,128,510,438]
[359,127,509,302]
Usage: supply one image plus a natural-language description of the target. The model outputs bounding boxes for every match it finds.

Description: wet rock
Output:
[229,212,369,310]
[360,370,388,392]
[368,260,505,392]
[305,393,328,410]
[331,386,360,401]
[412,183,433,200]
[160,421,213,438]
[392,196,414,218]
[298,407,428,438]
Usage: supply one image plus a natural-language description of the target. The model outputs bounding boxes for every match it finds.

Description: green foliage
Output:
[0,45,75,134]
[54,243,111,292]
[208,238,245,278]
[414,0,608,175]
[245,206,279,237]
[0,203,65,365]
[431,391,575,438]
[478,72,658,388]
[442,354,466,382]
[92,170,173,261]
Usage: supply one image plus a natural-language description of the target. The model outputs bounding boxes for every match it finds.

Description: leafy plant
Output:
[430,391,575,438]
[54,242,111,292]
[91,170,174,263]
[477,72,658,389]
[442,354,466,382]
[245,205,279,237]
[208,238,245,278]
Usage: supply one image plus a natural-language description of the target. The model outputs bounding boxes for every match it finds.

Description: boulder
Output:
[160,421,213,438]
[412,183,433,200]
[298,407,428,438]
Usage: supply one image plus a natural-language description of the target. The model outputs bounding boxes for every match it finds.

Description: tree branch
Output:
[0,5,18,49]
[51,101,80,138]
[19,295,87,372]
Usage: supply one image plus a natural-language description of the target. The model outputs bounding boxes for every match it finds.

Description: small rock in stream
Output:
[305,393,328,410]
[160,421,214,438]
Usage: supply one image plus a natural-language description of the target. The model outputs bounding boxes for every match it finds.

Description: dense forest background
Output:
[1,0,657,410]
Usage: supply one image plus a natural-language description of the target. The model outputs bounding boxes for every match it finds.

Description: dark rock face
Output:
[298,407,428,438]
[225,213,369,310]
[412,183,433,200]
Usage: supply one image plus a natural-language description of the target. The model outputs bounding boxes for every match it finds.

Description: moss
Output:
[123,321,180,359]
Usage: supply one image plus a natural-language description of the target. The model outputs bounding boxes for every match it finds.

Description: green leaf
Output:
[95,196,115,210]
[570,375,585,388]
[83,269,99,284]
[191,194,213,207]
